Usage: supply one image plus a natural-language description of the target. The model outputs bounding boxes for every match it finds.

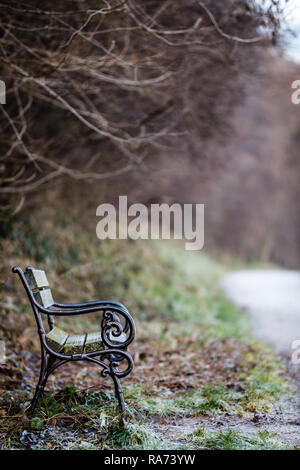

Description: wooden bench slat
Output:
[34,288,54,307]
[46,327,68,352]
[63,334,86,355]
[25,269,49,290]
[45,329,127,355]
[84,332,103,353]
[108,331,127,345]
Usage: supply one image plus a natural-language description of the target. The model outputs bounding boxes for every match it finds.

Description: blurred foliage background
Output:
[1,0,299,268]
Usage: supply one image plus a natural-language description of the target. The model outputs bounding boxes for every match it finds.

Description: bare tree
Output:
[0,1,280,215]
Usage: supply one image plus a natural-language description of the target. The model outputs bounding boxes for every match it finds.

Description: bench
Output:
[12,266,135,417]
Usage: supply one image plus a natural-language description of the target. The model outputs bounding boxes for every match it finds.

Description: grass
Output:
[123,375,287,419]
[187,427,292,450]
[123,384,241,417]
[0,387,179,450]
[0,210,292,449]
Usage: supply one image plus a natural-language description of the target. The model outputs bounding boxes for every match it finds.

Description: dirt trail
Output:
[220,269,300,446]
[221,269,300,353]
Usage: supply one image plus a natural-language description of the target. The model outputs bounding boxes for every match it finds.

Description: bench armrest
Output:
[53,300,129,312]
[41,303,135,348]
[46,303,129,317]
[52,301,131,334]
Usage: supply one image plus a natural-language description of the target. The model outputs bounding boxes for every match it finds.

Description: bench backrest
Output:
[24,268,54,308]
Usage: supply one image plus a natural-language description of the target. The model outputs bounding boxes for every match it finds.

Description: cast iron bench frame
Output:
[12,266,135,417]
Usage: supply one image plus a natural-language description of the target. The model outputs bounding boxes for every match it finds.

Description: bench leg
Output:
[111,374,126,422]
[28,378,45,415]
[28,353,56,415]
[28,384,44,415]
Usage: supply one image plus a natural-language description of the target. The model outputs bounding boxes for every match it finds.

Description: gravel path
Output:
[221,269,300,353]
[220,269,300,447]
